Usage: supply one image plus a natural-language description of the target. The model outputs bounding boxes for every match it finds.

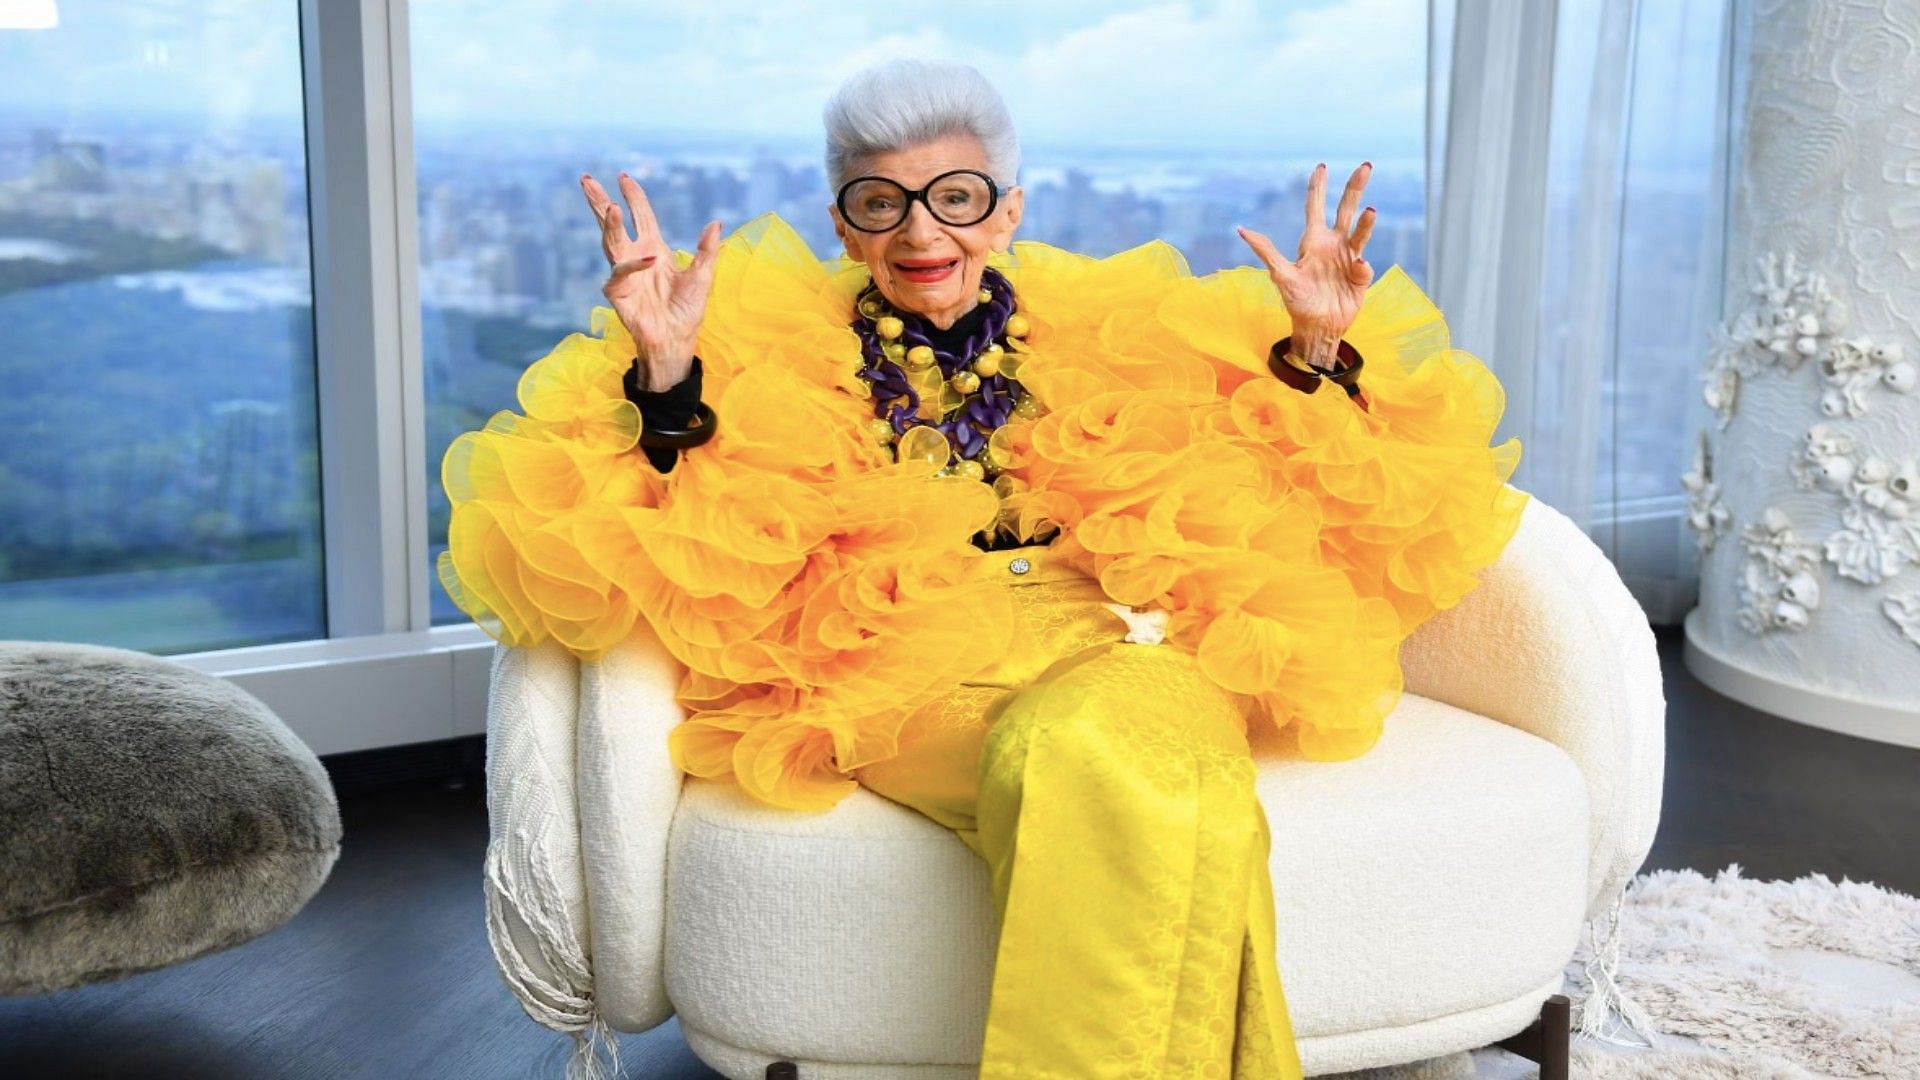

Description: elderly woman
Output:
[440,58,1526,1079]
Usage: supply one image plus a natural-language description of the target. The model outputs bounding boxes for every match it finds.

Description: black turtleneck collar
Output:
[913,297,991,356]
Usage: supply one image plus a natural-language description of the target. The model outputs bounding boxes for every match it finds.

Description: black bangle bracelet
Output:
[639,400,719,449]
[1268,336,1365,395]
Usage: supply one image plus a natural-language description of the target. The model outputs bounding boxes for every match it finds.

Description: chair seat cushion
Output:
[0,641,342,994]
[662,693,1589,1075]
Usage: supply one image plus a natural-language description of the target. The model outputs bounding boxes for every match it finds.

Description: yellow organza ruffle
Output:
[437,212,1529,809]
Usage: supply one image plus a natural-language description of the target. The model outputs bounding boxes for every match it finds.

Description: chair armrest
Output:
[482,638,597,1034]
[1398,490,1667,922]
[575,622,689,1032]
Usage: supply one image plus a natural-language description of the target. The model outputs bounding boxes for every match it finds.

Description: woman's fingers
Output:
[582,174,633,261]
[1350,206,1377,253]
[1335,162,1370,232]
[617,172,664,250]
[687,220,723,279]
[607,254,658,280]
[1236,226,1294,277]
[670,221,725,321]
[606,203,632,249]
[580,172,610,217]
[582,174,617,233]
[1306,162,1327,233]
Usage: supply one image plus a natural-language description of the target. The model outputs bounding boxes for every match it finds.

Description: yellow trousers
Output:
[854,543,1305,1080]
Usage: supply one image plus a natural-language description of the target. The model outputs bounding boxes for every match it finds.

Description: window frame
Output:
[172,0,492,756]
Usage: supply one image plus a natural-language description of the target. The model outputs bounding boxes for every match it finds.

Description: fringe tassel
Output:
[1572,883,1659,1048]
[483,829,623,1077]
[566,1013,622,1080]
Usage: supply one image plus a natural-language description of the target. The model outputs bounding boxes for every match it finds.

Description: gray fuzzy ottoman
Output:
[0,640,342,994]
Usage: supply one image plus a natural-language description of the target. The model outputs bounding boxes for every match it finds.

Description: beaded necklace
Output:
[850,265,1041,483]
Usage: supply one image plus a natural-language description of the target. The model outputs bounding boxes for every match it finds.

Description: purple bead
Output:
[850,266,1029,461]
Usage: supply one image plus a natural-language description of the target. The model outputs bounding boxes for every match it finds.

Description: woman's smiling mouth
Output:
[894,258,959,284]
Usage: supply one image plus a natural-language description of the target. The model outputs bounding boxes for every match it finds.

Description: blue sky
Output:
[0,0,1429,159]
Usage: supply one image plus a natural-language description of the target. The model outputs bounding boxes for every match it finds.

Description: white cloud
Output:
[0,0,1426,159]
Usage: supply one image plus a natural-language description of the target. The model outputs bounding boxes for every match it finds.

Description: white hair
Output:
[822,59,1021,192]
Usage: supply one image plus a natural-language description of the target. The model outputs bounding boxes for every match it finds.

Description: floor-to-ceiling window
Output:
[0,0,323,654]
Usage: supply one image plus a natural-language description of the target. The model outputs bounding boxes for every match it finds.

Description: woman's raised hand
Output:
[580,171,722,392]
[1237,162,1376,357]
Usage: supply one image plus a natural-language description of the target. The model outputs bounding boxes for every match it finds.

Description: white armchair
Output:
[480,491,1665,1079]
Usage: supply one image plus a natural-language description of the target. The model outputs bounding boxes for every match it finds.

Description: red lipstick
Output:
[894,257,959,284]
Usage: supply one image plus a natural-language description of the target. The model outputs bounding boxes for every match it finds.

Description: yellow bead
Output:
[978,288,993,303]
[987,425,1021,469]
[905,345,936,370]
[866,417,896,442]
[896,424,952,465]
[875,316,904,341]
[953,459,986,481]
[858,297,886,318]
[986,341,1003,353]
[884,341,906,361]
[973,352,1002,377]
[950,370,981,394]
[1005,313,1030,338]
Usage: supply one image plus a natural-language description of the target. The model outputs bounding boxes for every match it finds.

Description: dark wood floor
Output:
[4,624,1916,1078]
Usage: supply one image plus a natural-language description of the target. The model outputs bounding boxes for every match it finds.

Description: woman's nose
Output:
[899,198,944,243]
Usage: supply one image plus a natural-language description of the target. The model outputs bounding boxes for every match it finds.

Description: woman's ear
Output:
[989,186,1024,252]
[828,204,864,262]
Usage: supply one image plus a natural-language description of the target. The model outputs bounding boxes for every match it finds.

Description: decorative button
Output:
[1008,557,1032,576]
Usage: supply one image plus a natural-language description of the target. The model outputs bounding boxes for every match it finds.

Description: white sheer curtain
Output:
[1427,0,1736,624]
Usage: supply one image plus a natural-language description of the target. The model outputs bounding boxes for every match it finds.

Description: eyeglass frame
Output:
[834,168,1009,233]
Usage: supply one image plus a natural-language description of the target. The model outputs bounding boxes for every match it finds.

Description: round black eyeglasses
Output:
[835,168,1005,233]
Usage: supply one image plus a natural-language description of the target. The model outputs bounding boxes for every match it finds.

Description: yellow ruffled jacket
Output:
[438,212,1528,811]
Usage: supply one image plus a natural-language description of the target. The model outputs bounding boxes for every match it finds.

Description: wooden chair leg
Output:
[766,1063,798,1079]
[1492,993,1570,1080]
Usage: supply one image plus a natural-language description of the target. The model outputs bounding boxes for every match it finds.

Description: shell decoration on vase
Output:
[1737,506,1825,635]
[1682,428,1733,556]
[1788,422,1858,493]
[1786,423,1920,585]
[1821,453,1920,585]
[1884,592,1920,650]
[1702,251,1848,429]
[1816,336,1914,419]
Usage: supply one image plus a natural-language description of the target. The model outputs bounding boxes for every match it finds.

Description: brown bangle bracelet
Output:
[1268,336,1365,395]
[638,400,719,449]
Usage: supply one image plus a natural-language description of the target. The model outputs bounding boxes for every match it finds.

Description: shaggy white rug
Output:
[1332,864,1920,1080]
